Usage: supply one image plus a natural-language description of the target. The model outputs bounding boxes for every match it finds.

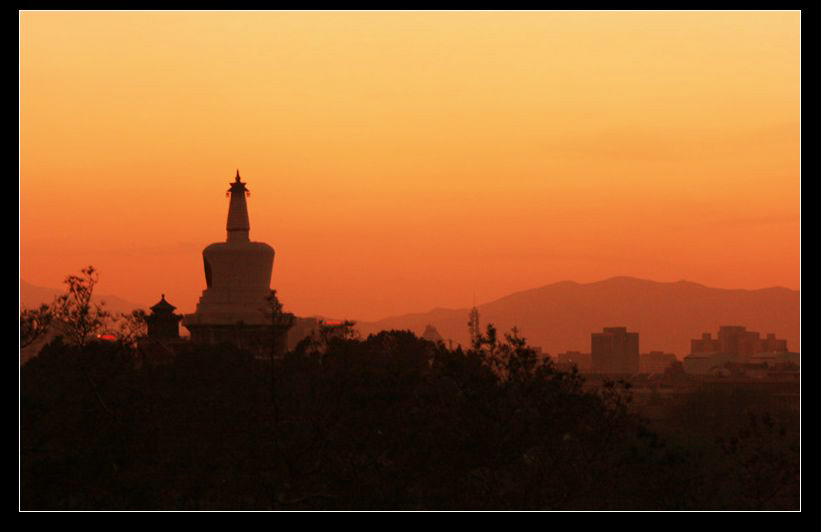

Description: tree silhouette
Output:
[53,266,111,348]
[719,411,800,509]
[20,304,53,349]
[265,289,295,355]
[294,319,358,357]
[20,311,799,509]
[471,324,541,382]
[265,289,295,418]
[116,309,148,347]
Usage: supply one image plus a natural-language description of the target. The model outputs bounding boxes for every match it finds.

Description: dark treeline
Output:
[21,327,799,510]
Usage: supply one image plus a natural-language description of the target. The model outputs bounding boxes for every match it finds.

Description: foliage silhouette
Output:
[20,304,53,348]
[117,309,148,348]
[52,266,111,348]
[20,325,799,510]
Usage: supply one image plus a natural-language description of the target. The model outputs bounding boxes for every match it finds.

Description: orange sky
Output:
[20,11,800,321]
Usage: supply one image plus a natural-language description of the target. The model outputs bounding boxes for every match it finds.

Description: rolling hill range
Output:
[21,276,800,359]
[356,277,800,358]
[20,279,147,316]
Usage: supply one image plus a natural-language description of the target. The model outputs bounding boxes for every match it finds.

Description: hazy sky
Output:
[20,11,800,321]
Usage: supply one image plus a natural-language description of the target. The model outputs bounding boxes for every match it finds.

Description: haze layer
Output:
[21,12,800,320]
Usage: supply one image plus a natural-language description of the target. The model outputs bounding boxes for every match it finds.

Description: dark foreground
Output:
[21,330,799,510]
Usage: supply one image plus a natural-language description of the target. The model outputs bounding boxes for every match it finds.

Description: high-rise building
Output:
[591,327,639,374]
[717,325,761,362]
[760,333,788,353]
[691,333,721,355]
[684,326,793,374]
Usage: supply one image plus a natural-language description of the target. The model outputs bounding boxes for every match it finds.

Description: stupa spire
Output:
[226,170,250,242]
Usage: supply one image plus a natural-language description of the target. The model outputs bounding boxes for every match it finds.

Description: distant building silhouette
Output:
[421,324,444,344]
[760,332,788,353]
[690,332,722,355]
[468,306,480,347]
[683,326,796,374]
[139,294,186,366]
[145,294,181,339]
[591,327,639,374]
[182,171,280,354]
[640,351,676,374]
[716,326,761,361]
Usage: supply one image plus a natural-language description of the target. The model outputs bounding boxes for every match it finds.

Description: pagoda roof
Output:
[150,294,177,313]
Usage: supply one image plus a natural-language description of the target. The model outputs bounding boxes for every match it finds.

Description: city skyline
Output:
[21,11,800,321]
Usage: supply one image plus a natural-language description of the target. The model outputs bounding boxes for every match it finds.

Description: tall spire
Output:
[468,305,481,349]
[226,170,250,242]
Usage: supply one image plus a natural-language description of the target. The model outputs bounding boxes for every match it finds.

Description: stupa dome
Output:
[184,171,275,328]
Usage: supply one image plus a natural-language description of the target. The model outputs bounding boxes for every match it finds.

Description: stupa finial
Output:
[226,170,250,242]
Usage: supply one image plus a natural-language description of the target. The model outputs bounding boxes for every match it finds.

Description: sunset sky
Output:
[20,11,800,321]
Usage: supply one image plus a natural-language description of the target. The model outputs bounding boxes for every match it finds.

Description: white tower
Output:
[183,171,275,344]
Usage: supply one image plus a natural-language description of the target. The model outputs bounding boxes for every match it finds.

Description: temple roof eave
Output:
[150,294,177,313]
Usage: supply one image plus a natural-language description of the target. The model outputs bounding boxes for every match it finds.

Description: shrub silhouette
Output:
[20,326,799,510]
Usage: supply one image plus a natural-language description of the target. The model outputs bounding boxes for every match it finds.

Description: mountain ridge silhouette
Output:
[20,276,800,358]
[20,279,148,315]
[357,276,800,358]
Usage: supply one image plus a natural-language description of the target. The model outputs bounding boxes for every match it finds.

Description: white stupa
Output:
[183,171,275,343]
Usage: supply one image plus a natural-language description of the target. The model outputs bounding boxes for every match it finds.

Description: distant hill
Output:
[356,277,800,357]
[20,279,147,316]
[20,276,801,359]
